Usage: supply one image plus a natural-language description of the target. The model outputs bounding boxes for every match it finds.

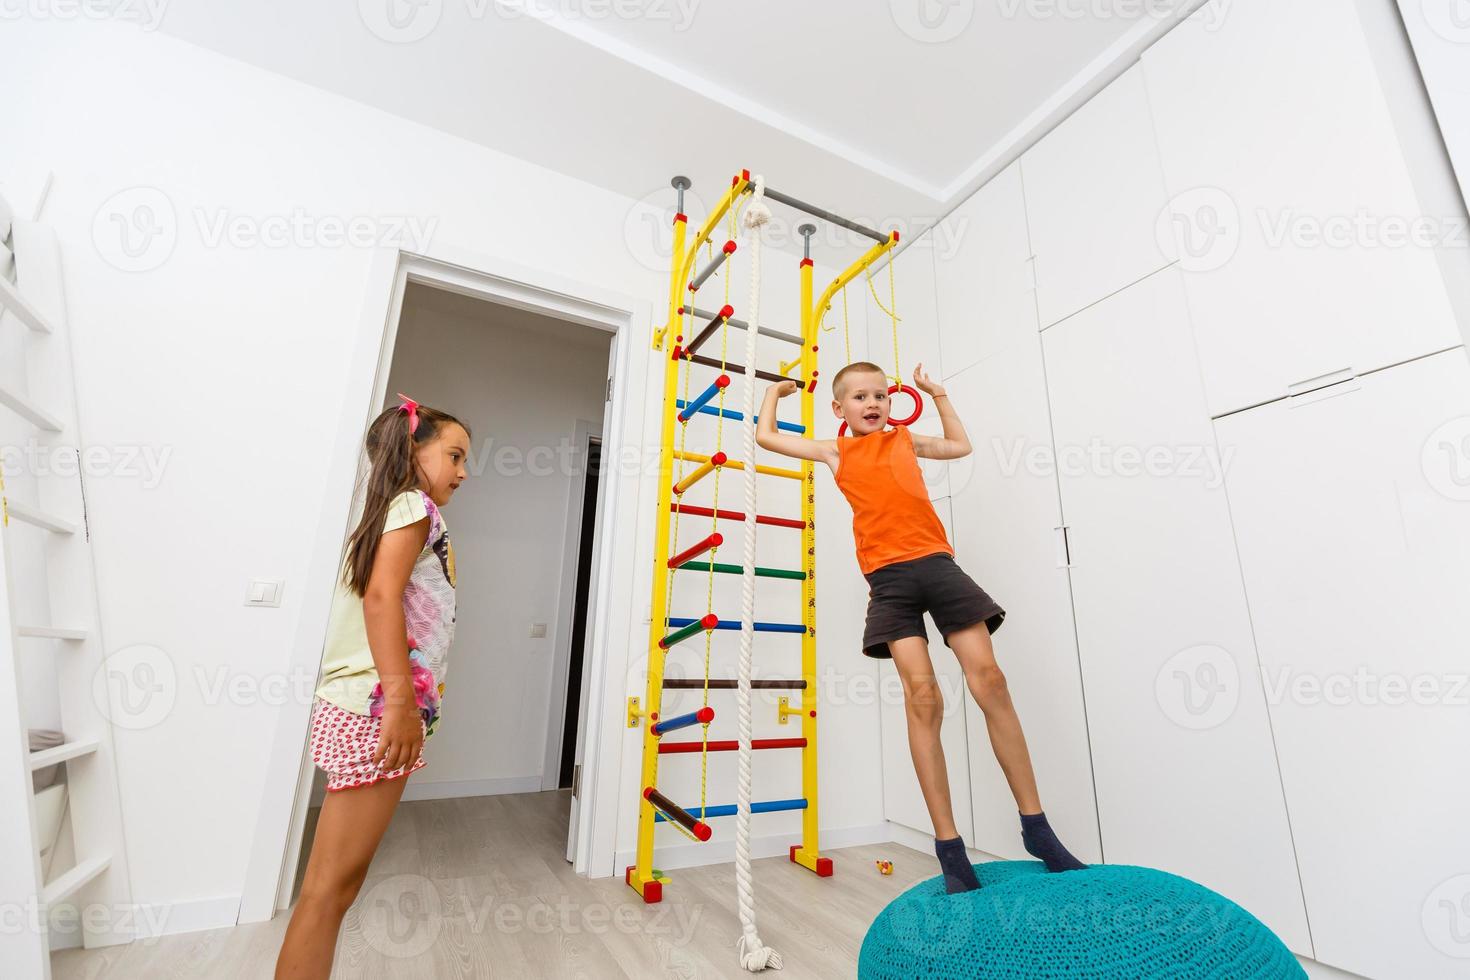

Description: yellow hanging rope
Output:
[867,258,903,385]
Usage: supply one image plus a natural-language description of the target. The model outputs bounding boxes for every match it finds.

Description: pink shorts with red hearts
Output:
[309,695,427,792]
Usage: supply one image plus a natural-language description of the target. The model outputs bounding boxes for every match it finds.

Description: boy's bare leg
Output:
[949,621,1086,871]
[890,635,985,891]
[946,621,1042,814]
[888,635,960,839]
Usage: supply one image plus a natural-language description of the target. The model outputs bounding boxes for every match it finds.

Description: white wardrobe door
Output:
[876,498,972,838]
[1142,0,1461,416]
[935,162,1035,380]
[1215,347,1470,980]
[946,345,1100,865]
[1021,63,1174,329]
[1042,268,1310,952]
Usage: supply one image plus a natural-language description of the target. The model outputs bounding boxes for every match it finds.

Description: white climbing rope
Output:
[735,175,782,973]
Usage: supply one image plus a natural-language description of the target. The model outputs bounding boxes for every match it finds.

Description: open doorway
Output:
[285,278,616,904]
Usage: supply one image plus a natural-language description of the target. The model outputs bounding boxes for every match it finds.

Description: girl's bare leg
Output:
[274,773,410,980]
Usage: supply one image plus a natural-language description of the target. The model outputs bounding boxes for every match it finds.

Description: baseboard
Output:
[616,822,891,874]
[53,894,246,946]
[886,820,1004,865]
[399,774,545,802]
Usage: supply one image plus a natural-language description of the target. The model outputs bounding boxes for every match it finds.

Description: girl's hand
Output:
[772,379,799,399]
[374,704,425,773]
[913,363,946,398]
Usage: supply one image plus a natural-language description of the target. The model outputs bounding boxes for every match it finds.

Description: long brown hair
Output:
[342,399,470,597]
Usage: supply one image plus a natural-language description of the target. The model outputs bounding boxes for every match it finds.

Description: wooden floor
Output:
[53,789,933,979]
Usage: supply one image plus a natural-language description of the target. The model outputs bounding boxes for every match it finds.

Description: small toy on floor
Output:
[874,860,894,876]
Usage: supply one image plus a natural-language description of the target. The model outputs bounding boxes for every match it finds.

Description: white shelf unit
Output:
[0,186,133,979]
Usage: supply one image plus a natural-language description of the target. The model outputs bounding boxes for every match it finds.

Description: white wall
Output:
[378,288,611,798]
[0,17,885,933]
[896,1,1470,977]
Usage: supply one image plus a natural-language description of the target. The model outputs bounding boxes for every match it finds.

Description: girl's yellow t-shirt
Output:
[314,489,456,736]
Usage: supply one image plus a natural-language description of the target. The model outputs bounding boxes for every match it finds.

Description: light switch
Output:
[246,579,283,607]
[530,622,547,638]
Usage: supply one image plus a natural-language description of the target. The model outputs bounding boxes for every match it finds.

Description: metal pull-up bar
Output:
[741,182,890,245]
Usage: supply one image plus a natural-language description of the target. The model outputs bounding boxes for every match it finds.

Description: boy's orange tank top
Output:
[835,426,953,576]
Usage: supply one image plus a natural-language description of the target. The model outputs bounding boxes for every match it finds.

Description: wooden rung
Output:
[7,500,77,535]
[29,737,100,770]
[0,275,54,334]
[664,678,807,690]
[0,382,63,431]
[41,854,111,906]
[18,625,88,641]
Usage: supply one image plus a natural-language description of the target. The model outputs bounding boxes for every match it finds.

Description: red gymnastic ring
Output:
[837,384,924,437]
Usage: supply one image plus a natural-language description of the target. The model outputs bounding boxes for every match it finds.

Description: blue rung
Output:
[652,707,713,736]
[675,400,806,434]
[667,617,806,634]
[678,378,727,422]
[653,798,808,822]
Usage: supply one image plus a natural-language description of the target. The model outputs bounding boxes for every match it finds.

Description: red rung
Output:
[672,503,804,530]
[659,738,807,755]
[668,532,723,569]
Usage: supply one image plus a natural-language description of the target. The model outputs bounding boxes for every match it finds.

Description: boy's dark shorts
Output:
[861,551,1006,659]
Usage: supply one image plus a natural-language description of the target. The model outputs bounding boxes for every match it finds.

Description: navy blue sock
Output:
[934,836,981,893]
[1020,811,1086,872]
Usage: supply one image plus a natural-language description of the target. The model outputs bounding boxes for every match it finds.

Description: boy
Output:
[755,361,1085,893]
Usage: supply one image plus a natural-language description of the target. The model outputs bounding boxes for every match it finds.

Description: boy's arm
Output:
[755,379,838,468]
[908,363,973,461]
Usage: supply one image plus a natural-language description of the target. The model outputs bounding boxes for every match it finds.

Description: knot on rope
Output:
[743,174,771,230]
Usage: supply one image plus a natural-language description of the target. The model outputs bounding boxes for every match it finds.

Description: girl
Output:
[275,394,469,980]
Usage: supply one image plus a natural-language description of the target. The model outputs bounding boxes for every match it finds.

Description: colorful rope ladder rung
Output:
[667,617,806,634]
[653,798,808,822]
[676,371,730,421]
[651,705,714,736]
[670,502,804,530]
[672,452,727,495]
[658,612,719,649]
[663,678,807,690]
[678,305,804,348]
[678,560,805,581]
[659,737,807,755]
[687,239,737,292]
[668,533,723,570]
[684,306,734,357]
[644,786,712,841]
[675,398,806,434]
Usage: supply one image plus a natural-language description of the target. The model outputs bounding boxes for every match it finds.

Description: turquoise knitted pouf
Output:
[859,861,1304,979]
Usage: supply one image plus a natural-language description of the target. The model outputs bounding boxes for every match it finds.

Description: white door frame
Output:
[541,419,602,793]
[237,242,654,923]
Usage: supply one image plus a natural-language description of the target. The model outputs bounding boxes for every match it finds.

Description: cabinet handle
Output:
[1054,524,1073,569]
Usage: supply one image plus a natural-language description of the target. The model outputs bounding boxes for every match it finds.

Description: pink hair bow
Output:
[396,392,420,434]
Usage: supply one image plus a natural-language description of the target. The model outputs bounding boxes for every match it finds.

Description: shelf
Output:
[41,854,111,906]
[0,382,63,431]
[29,738,99,770]
[0,275,53,334]
[17,625,87,641]
[7,500,76,535]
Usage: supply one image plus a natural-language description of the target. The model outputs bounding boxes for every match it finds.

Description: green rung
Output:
[681,561,807,581]
[659,618,709,649]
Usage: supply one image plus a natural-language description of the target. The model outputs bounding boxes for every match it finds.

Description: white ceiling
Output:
[154,0,1193,248]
